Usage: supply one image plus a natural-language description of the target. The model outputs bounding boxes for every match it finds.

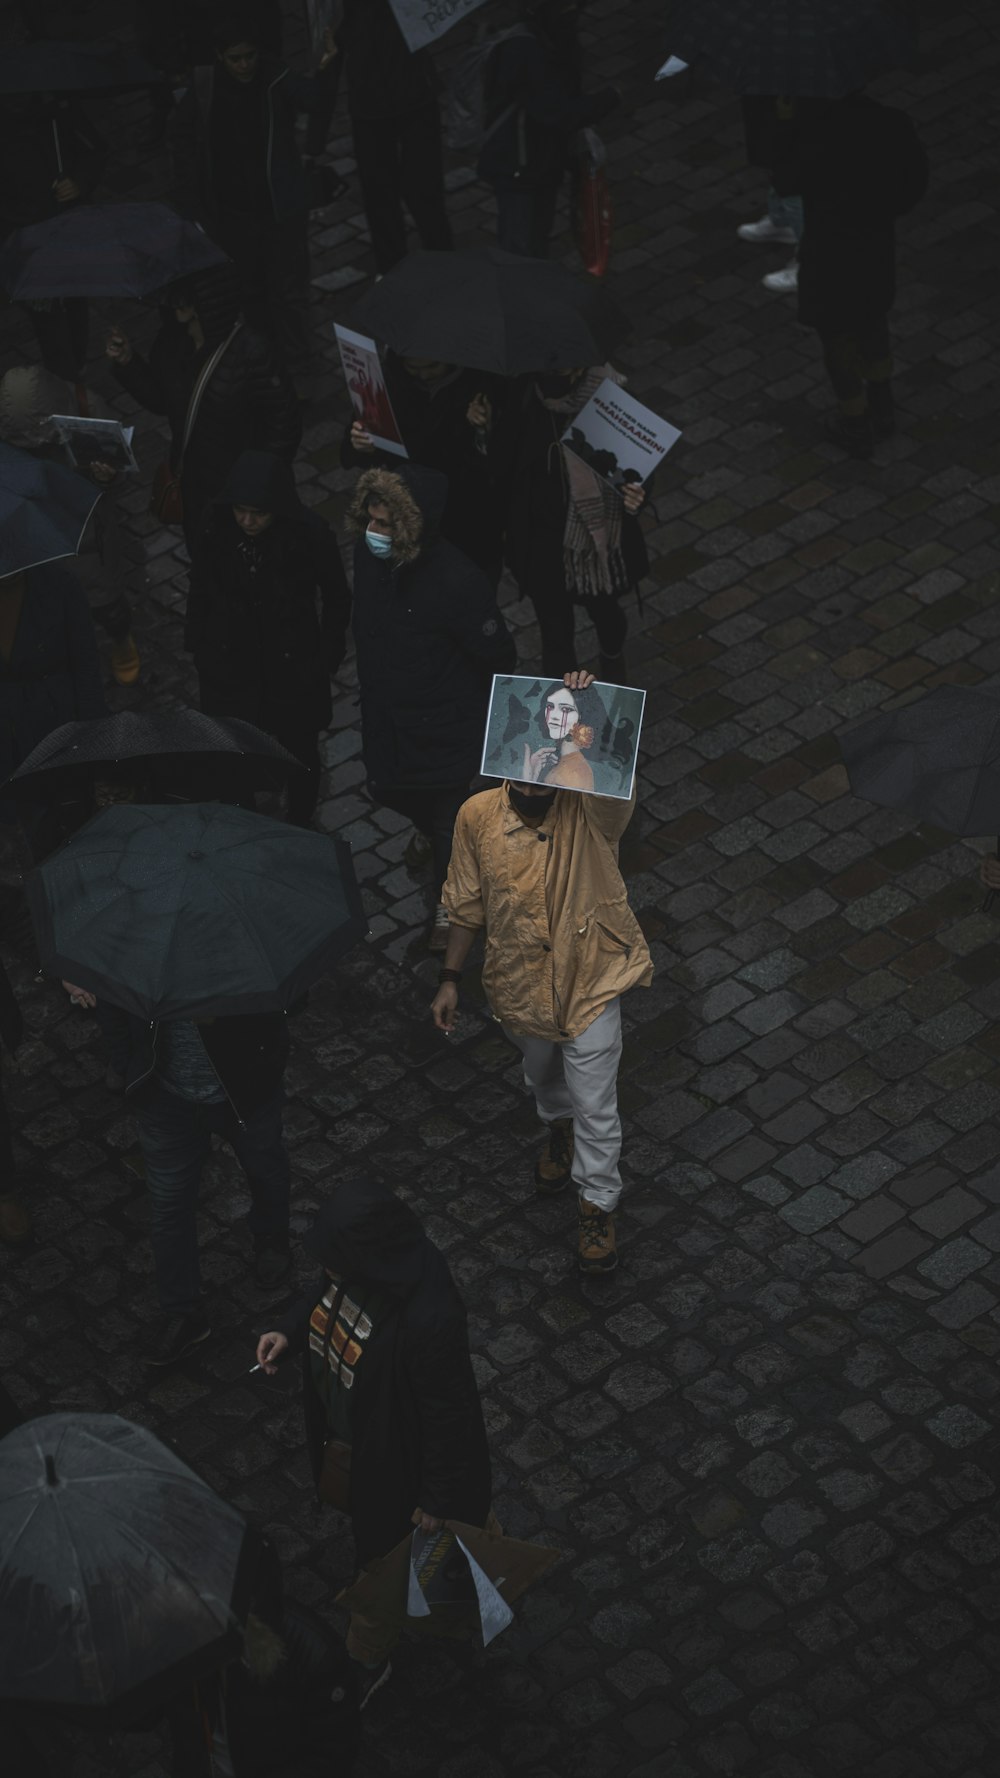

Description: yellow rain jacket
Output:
[442,783,653,1042]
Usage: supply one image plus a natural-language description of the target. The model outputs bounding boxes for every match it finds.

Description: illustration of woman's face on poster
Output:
[543,687,579,741]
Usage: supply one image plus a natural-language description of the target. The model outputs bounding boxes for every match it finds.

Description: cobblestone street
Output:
[2,2,1000,1774]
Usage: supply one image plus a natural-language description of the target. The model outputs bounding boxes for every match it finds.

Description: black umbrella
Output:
[28,801,367,1021]
[664,0,916,96]
[6,709,306,800]
[839,684,1000,837]
[0,202,229,303]
[349,247,629,375]
[0,440,101,578]
[0,1413,256,1725]
[0,39,161,95]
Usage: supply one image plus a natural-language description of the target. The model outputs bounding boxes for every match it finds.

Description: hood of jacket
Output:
[214,449,301,517]
[304,1177,427,1295]
[346,463,449,567]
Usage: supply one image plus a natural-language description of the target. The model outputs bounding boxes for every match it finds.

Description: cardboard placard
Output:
[560,377,681,491]
[334,324,408,459]
[481,674,646,802]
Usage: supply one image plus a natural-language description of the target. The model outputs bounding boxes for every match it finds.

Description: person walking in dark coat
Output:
[187,451,351,824]
[772,93,928,458]
[256,1179,492,1709]
[478,0,619,258]
[64,989,294,1366]
[0,94,106,381]
[106,267,301,552]
[170,9,337,373]
[502,365,649,678]
[342,355,513,583]
[335,0,453,275]
[346,463,516,951]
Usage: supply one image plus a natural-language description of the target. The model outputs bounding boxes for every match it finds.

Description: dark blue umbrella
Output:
[0,39,160,95]
[0,440,101,577]
[28,801,368,1020]
[0,1413,256,1726]
[0,202,228,302]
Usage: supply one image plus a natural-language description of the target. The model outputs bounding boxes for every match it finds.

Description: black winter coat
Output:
[0,565,107,820]
[111,319,301,543]
[477,27,617,188]
[276,1181,491,1567]
[187,456,350,732]
[502,388,649,597]
[98,1006,289,1124]
[350,464,516,788]
[772,95,928,331]
[172,58,337,226]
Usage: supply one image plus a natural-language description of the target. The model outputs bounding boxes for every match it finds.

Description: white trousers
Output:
[503,999,623,1211]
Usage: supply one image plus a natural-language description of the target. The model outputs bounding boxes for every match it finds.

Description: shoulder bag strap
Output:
[177,322,242,470]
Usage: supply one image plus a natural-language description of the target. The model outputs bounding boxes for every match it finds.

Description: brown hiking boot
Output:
[535,1118,574,1195]
[0,1193,31,1245]
[578,1198,618,1275]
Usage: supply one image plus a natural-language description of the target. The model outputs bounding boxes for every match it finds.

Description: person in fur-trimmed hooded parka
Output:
[346,462,515,952]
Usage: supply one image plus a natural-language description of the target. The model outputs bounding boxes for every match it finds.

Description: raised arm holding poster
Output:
[480,674,646,801]
[388,0,489,53]
[334,324,408,459]
[560,378,681,492]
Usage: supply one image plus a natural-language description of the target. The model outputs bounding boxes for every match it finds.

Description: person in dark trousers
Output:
[106,266,301,552]
[478,0,618,258]
[772,92,928,458]
[0,365,144,687]
[335,0,453,275]
[346,463,516,952]
[342,355,515,584]
[61,984,294,1366]
[0,561,107,870]
[187,451,351,825]
[0,960,28,1247]
[502,365,649,677]
[0,93,106,381]
[170,9,337,374]
[166,1538,360,1776]
[256,1179,492,1710]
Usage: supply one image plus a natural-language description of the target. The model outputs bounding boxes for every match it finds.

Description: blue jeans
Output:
[767,186,804,243]
[137,1082,291,1315]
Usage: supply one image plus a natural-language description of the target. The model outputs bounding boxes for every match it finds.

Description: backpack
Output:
[442,24,530,152]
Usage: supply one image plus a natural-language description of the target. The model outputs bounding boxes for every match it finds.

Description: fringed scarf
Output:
[539,364,629,601]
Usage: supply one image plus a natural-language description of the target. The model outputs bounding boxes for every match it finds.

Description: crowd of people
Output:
[0,0,933,1762]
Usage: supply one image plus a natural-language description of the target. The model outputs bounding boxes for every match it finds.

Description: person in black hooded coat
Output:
[346,461,515,949]
[187,451,351,823]
[256,1179,491,1696]
[106,267,301,552]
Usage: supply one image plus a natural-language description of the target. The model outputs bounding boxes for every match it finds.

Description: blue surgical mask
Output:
[365,526,394,559]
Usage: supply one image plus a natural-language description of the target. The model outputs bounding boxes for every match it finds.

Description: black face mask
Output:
[509,785,558,820]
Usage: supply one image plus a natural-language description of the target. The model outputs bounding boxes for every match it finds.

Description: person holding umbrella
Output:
[106,265,301,551]
[186,451,351,825]
[254,1179,492,1709]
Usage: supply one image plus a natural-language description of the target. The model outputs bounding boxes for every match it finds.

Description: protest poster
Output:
[333,324,408,459]
[388,0,489,53]
[48,415,138,475]
[480,674,646,802]
[560,378,680,492]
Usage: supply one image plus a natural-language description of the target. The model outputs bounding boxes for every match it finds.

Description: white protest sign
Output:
[333,324,408,459]
[388,0,490,53]
[560,378,681,491]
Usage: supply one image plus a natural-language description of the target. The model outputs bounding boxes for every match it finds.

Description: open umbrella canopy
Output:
[6,708,306,800]
[28,801,368,1020]
[0,202,229,303]
[839,684,1000,837]
[664,0,916,96]
[0,39,161,95]
[349,247,629,375]
[0,440,101,577]
[0,1413,255,1724]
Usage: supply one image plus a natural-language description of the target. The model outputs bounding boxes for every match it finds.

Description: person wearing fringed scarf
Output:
[502,364,650,678]
[256,1179,492,1710]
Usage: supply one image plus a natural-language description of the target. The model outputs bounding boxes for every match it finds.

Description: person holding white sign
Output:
[431,671,653,1276]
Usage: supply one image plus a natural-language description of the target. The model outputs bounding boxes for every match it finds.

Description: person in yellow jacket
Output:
[430,670,652,1275]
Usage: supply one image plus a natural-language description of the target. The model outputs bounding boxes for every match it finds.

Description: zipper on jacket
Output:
[125,1020,159,1097]
[203,1040,246,1128]
[125,1020,246,1127]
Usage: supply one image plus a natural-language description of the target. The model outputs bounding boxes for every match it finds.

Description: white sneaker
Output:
[762,260,799,293]
[737,215,797,245]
